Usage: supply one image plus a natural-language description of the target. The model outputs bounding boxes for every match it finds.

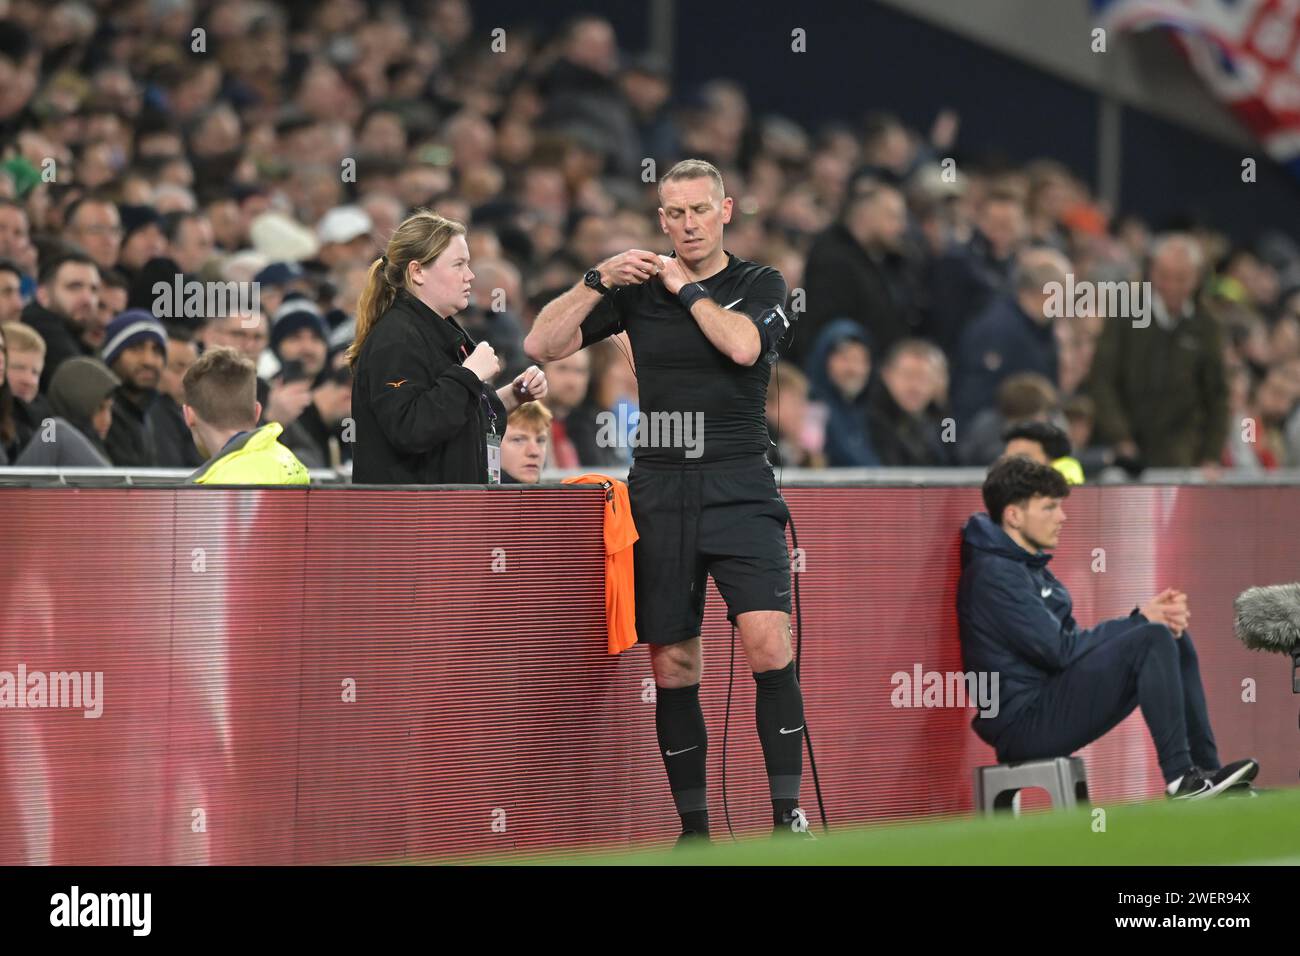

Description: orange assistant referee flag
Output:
[562,474,639,654]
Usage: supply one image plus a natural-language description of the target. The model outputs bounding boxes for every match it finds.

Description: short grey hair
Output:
[1015,246,1071,293]
[658,159,725,203]
[1150,232,1205,273]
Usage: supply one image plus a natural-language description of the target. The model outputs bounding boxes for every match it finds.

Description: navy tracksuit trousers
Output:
[995,617,1220,784]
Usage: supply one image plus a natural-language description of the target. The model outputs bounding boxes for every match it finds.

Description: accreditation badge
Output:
[486,432,502,484]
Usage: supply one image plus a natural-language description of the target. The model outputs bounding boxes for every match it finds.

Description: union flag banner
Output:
[1095,0,1300,178]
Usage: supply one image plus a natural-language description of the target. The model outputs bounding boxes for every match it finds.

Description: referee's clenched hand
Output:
[597,249,663,287]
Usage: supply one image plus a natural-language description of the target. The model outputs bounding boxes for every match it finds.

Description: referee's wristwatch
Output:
[584,268,612,296]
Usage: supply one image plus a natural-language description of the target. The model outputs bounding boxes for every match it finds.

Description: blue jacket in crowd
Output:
[805,319,880,467]
[952,294,1058,424]
[923,229,1016,363]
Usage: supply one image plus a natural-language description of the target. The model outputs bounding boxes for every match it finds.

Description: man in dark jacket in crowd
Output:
[536,15,641,177]
[267,295,334,467]
[807,318,879,466]
[1086,233,1228,469]
[270,295,330,383]
[286,351,352,470]
[796,181,922,367]
[924,187,1025,363]
[100,309,165,467]
[957,372,1059,467]
[952,247,1069,425]
[867,338,950,466]
[957,456,1258,800]
[21,250,101,392]
[621,52,679,161]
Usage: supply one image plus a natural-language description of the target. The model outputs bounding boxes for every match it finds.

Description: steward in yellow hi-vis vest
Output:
[180,346,310,486]
[188,422,309,485]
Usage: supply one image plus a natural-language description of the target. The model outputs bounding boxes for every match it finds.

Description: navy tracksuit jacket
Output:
[956,512,1221,778]
[956,512,1145,745]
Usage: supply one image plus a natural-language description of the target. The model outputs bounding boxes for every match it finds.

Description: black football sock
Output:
[655,682,709,833]
[754,660,804,824]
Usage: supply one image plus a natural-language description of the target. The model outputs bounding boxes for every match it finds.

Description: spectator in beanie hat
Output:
[116,204,168,275]
[265,295,335,466]
[253,261,310,320]
[270,294,329,381]
[100,308,167,466]
[279,346,354,470]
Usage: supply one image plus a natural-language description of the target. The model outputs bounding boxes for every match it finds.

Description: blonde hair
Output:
[508,400,553,434]
[347,209,467,367]
[1,321,46,356]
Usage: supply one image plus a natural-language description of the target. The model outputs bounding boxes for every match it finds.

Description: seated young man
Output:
[957,455,1258,800]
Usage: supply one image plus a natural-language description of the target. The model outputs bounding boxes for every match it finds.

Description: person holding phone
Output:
[348,210,547,484]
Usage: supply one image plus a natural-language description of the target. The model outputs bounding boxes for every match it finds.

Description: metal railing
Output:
[0,466,347,487]
[5,463,1300,488]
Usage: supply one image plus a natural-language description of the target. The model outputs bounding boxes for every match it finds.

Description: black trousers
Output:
[996,618,1220,783]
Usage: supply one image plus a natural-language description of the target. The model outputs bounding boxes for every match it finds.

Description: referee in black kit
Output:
[525,160,809,844]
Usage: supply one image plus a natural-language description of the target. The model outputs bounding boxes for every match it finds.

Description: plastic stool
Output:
[974,756,1089,815]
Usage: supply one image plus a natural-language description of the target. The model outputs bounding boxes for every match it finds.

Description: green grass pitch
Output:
[460,787,1300,866]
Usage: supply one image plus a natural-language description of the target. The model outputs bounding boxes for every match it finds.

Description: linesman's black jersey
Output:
[578,252,787,463]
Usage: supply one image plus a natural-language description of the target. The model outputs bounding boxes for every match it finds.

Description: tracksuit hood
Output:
[961,511,1052,570]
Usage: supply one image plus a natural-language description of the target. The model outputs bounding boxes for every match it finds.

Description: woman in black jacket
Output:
[348,210,547,484]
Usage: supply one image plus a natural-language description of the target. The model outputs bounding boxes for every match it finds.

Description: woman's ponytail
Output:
[348,257,398,367]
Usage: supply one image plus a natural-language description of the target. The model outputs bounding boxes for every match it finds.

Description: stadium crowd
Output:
[2,0,1300,478]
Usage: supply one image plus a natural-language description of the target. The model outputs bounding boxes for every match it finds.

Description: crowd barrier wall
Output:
[0,483,1295,863]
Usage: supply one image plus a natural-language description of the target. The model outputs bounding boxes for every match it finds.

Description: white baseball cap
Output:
[317,205,374,245]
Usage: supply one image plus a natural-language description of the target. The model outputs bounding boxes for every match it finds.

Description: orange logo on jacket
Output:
[386,379,407,388]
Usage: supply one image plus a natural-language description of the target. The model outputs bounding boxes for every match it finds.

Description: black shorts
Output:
[627,454,792,645]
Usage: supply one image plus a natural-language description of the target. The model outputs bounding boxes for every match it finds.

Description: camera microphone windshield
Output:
[1233,583,1300,692]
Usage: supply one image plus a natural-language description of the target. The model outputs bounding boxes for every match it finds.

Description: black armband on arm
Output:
[752,305,793,362]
